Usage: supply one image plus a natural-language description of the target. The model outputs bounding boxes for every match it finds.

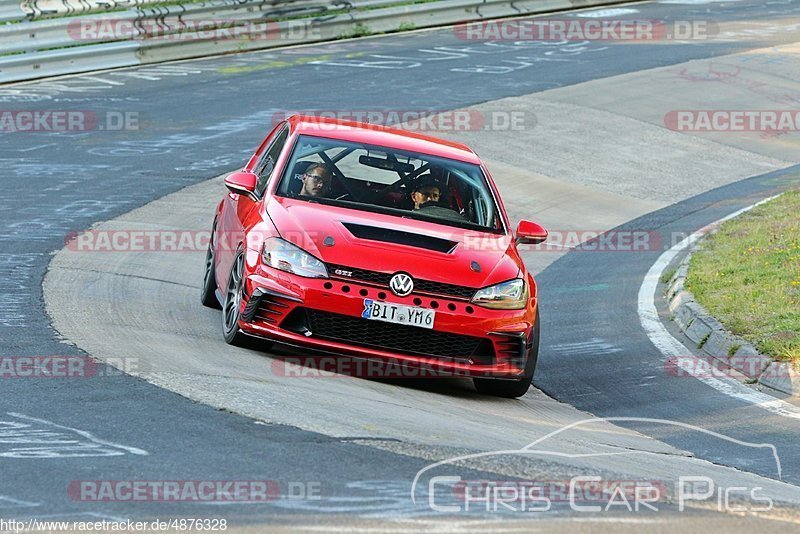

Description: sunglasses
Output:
[304,173,331,185]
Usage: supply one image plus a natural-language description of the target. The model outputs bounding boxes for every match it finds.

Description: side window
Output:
[254,127,289,197]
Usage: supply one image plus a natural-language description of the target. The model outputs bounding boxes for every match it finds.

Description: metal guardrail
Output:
[0,0,634,84]
[0,39,140,80]
[7,0,353,22]
[0,0,24,23]
[20,0,183,20]
[1,0,415,55]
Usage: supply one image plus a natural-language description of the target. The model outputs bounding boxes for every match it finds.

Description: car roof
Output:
[286,114,482,165]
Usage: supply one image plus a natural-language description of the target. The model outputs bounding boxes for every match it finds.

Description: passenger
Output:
[299,163,333,197]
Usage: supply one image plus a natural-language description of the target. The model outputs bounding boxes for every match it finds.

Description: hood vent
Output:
[342,222,457,254]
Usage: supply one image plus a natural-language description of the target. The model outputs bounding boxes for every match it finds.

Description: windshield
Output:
[274,134,504,233]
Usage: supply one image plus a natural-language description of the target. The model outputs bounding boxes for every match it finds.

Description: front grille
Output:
[327,263,477,300]
[413,279,476,299]
[282,308,493,363]
[329,265,391,286]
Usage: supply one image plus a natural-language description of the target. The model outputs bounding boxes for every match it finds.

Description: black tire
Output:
[201,220,222,309]
[222,248,249,347]
[473,309,540,398]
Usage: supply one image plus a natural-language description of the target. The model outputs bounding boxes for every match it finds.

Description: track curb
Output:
[664,214,800,397]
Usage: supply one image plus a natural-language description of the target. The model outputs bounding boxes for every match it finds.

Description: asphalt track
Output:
[4,0,800,530]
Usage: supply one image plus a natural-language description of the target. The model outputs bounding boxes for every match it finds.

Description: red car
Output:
[201,115,547,397]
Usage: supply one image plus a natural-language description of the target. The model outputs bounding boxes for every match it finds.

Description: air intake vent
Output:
[342,222,456,253]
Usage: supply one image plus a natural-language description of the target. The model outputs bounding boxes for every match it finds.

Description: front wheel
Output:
[473,309,540,398]
[201,220,222,309]
[222,249,248,347]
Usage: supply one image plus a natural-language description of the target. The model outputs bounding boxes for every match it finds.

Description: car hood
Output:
[265,197,522,289]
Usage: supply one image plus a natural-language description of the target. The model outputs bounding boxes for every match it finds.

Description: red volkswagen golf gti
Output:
[201,115,547,397]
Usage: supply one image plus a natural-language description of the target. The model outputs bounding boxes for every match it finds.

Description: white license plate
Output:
[361,299,435,329]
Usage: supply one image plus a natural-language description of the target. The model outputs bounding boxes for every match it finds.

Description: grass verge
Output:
[686,190,800,365]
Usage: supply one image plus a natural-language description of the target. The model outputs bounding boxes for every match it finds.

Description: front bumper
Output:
[237,266,537,378]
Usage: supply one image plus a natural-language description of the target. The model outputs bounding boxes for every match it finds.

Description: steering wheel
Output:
[319,154,363,202]
[416,202,467,222]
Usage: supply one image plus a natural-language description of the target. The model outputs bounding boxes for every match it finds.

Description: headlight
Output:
[262,238,328,278]
[471,278,528,309]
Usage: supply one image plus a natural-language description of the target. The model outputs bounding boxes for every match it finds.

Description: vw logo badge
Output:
[389,272,414,297]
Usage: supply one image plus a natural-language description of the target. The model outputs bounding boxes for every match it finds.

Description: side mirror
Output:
[515,220,548,245]
[225,171,258,199]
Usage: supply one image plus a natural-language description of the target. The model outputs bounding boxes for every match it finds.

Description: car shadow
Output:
[248,339,513,400]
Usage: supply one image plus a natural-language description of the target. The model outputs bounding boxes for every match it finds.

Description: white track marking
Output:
[659,0,743,4]
[13,512,129,522]
[6,413,148,455]
[550,338,623,355]
[0,496,39,507]
[297,519,666,532]
[573,8,640,17]
[637,195,800,419]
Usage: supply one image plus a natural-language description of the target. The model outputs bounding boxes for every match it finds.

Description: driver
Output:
[411,176,467,222]
[411,178,442,210]
[299,163,333,197]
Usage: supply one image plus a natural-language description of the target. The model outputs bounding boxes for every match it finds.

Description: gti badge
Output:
[389,272,414,297]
